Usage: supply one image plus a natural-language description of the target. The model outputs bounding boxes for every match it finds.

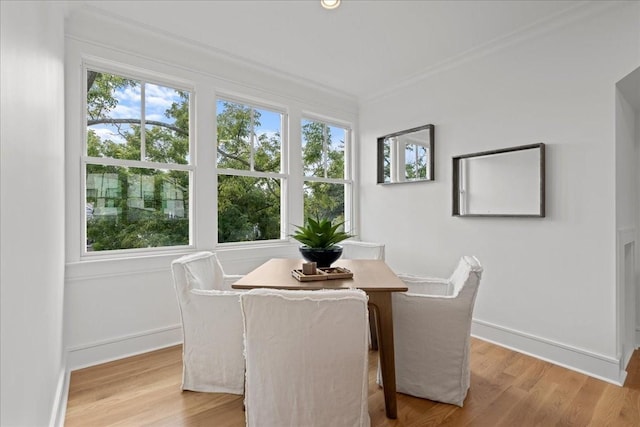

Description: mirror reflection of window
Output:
[403,131,430,181]
[377,125,434,184]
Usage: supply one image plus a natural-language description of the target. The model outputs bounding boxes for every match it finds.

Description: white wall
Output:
[0,2,67,426]
[359,2,640,383]
[616,78,639,232]
[615,68,639,369]
[63,8,358,370]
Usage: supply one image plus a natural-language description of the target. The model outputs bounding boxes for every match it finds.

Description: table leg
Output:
[369,310,378,350]
[367,291,397,419]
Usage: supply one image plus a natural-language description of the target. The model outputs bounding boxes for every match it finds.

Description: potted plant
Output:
[291,216,354,268]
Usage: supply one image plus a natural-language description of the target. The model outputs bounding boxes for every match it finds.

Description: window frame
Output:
[70,52,357,262]
[215,94,290,245]
[81,59,196,258]
[301,115,354,233]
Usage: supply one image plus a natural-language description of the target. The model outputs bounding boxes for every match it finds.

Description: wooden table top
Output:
[232,258,408,293]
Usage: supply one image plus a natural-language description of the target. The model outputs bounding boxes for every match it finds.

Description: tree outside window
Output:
[216,99,285,244]
[301,119,351,229]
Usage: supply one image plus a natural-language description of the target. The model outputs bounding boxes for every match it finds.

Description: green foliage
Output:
[290,216,353,249]
[304,181,344,224]
[87,213,188,251]
[217,175,280,243]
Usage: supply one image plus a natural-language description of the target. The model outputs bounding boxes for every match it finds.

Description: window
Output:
[216,98,286,243]
[301,118,351,229]
[84,68,192,252]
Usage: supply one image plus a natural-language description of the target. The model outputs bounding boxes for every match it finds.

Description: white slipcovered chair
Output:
[379,255,483,407]
[241,288,371,427]
[341,239,385,349]
[341,239,386,261]
[170,251,245,394]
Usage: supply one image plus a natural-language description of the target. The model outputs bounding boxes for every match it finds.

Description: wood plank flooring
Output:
[65,338,640,426]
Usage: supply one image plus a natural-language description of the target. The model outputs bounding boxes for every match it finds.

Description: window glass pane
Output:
[87,71,141,160]
[86,71,190,164]
[86,165,189,251]
[326,125,345,179]
[218,175,281,243]
[303,182,345,226]
[301,120,325,177]
[302,121,347,179]
[254,108,282,173]
[216,100,282,172]
[216,100,252,170]
[144,83,190,164]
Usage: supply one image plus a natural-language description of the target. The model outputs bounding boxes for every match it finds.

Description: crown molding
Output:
[361,1,628,105]
[69,3,358,107]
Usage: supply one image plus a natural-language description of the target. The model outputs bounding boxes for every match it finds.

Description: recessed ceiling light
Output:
[321,0,341,10]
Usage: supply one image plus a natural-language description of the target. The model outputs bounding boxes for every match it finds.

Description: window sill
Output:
[66,241,301,281]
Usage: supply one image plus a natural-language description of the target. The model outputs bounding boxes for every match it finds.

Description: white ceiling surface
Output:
[82,0,595,100]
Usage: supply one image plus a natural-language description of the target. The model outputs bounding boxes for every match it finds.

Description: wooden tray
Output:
[318,267,354,279]
[291,267,354,282]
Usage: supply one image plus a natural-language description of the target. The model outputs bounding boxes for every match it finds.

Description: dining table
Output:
[232,257,408,419]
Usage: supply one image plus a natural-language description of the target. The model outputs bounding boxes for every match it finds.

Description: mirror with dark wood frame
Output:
[452,143,545,217]
[377,124,435,184]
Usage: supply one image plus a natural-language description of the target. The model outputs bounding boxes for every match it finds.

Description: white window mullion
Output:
[217,168,287,180]
[303,176,351,185]
[83,156,193,172]
[140,82,146,161]
[344,127,353,232]
[280,112,290,240]
[322,124,328,178]
[249,107,255,171]
[345,127,352,180]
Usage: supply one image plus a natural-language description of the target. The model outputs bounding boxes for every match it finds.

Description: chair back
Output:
[449,255,483,298]
[241,288,371,427]
[171,251,226,296]
[341,240,385,260]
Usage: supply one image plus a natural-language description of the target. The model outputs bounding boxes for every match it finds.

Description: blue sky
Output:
[91,81,345,151]
[90,81,183,145]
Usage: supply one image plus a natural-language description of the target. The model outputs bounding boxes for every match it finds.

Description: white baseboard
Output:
[472,318,626,385]
[63,317,629,397]
[66,324,182,371]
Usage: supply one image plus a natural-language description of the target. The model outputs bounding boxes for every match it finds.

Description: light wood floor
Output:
[65,338,640,426]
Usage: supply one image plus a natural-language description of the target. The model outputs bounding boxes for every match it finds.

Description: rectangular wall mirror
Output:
[452,143,545,217]
[377,124,434,184]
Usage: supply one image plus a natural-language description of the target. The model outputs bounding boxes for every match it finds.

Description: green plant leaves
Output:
[291,216,354,249]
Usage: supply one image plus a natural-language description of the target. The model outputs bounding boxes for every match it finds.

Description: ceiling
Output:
[80,0,595,100]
